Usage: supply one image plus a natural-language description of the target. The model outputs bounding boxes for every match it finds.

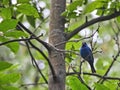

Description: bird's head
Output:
[82,42,87,47]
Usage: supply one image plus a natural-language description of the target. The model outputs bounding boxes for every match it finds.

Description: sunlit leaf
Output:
[68,20,83,31]
[0,36,9,43]
[2,0,9,6]
[0,19,18,32]
[6,42,19,53]
[17,4,39,18]
[0,61,13,71]
[84,1,107,14]
[116,16,120,23]
[96,59,104,69]
[18,0,29,3]
[104,81,117,90]
[1,86,19,90]
[0,8,12,19]
[67,76,88,90]
[66,42,81,50]
[0,73,21,84]
[67,0,83,11]
[95,83,110,90]
[4,30,28,38]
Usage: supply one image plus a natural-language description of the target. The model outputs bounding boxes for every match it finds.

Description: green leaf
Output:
[18,0,29,3]
[62,11,78,18]
[26,16,35,28]
[2,0,9,6]
[67,76,88,90]
[4,30,28,38]
[17,4,39,18]
[6,42,19,53]
[110,2,120,14]
[68,20,82,31]
[61,11,68,17]
[0,73,21,84]
[67,0,83,11]
[117,16,120,23]
[95,83,110,90]
[83,0,88,5]
[84,1,106,14]
[0,8,12,19]
[66,42,81,50]
[62,0,83,18]
[1,86,19,90]
[0,61,13,71]
[110,1,120,11]
[36,50,48,61]
[96,59,104,70]
[68,12,78,18]
[0,19,18,32]
[0,36,9,43]
[0,37,20,53]
[104,81,117,90]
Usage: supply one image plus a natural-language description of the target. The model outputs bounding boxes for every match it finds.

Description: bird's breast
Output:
[80,47,90,59]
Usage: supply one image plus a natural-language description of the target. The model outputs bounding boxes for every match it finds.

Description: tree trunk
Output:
[48,0,66,90]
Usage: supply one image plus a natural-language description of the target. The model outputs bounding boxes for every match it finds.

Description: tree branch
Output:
[55,25,99,47]
[18,22,60,79]
[66,11,120,40]
[18,22,52,51]
[28,40,56,78]
[0,37,38,46]
[71,66,91,90]
[97,24,120,84]
[98,49,120,84]
[67,72,120,81]
[25,40,48,84]
[20,82,46,87]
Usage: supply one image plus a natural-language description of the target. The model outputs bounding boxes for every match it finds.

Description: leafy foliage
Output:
[17,4,39,18]
[0,61,20,90]
[67,76,88,90]
[0,19,18,32]
[95,83,110,90]
[0,61,12,71]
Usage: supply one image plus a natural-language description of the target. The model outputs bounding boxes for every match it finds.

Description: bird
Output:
[80,42,96,73]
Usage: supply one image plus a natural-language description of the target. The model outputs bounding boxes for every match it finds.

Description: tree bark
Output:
[48,0,66,90]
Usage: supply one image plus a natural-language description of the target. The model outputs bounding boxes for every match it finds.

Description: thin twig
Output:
[79,60,85,75]
[66,11,120,40]
[0,37,39,46]
[20,82,46,87]
[97,21,120,84]
[18,22,51,51]
[99,49,120,84]
[28,40,56,78]
[25,40,48,84]
[71,67,91,90]
[67,72,120,81]
[55,27,99,47]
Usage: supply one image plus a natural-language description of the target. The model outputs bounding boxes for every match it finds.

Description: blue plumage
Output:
[80,42,96,73]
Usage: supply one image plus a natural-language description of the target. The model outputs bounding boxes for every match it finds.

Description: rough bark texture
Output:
[48,0,66,90]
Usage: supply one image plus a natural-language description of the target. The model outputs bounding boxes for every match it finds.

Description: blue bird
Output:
[80,42,96,73]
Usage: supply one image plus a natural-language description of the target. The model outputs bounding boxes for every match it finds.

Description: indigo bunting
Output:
[80,42,96,73]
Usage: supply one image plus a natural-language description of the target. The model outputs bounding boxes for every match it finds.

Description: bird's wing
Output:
[85,47,94,61]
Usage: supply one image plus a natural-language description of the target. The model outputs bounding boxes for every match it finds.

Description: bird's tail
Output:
[89,63,96,73]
